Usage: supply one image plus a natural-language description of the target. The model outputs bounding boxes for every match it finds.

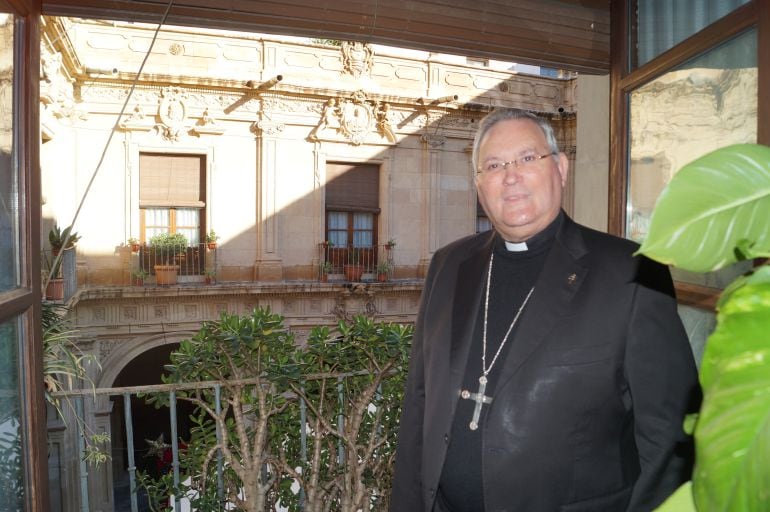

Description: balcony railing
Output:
[318,243,395,282]
[130,242,216,285]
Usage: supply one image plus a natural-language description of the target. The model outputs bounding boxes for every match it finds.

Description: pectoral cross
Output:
[460,375,493,431]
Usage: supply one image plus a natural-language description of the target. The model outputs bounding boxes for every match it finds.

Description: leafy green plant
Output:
[320,260,333,274]
[49,223,81,253]
[149,232,189,264]
[638,144,770,512]
[42,302,110,466]
[205,230,219,243]
[376,261,392,274]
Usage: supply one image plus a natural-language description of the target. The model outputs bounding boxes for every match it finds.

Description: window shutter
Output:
[326,163,379,212]
[140,154,205,207]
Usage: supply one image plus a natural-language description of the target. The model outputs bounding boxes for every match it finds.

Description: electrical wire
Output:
[44,0,176,292]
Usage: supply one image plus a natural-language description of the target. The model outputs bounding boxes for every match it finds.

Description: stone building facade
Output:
[40,16,585,511]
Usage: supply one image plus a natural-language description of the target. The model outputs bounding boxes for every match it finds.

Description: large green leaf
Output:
[638,144,770,272]
[655,482,696,512]
[692,280,770,511]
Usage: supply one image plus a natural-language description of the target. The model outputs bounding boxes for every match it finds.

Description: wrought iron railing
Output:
[318,243,395,282]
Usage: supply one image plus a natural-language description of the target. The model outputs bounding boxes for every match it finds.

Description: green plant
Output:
[48,224,80,252]
[149,232,189,264]
[386,238,397,248]
[637,144,770,512]
[347,247,362,265]
[42,303,110,466]
[376,261,392,274]
[127,237,139,245]
[320,260,333,274]
[132,269,149,282]
[205,230,219,243]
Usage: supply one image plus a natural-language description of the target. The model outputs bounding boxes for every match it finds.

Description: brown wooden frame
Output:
[609,0,770,310]
[0,0,49,510]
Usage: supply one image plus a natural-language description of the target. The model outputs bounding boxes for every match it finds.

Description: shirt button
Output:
[444,434,449,444]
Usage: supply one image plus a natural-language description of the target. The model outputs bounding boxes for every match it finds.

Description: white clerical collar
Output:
[504,240,528,252]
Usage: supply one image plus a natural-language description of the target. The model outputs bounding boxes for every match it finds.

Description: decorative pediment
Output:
[191,108,226,136]
[155,86,190,141]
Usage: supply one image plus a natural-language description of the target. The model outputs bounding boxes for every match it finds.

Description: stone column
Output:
[418,133,446,277]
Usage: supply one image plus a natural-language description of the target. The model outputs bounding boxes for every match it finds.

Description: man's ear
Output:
[557,152,569,187]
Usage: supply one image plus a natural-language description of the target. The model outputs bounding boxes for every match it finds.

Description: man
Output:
[390,108,700,512]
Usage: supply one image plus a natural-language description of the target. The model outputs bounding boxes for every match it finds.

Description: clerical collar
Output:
[498,210,564,253]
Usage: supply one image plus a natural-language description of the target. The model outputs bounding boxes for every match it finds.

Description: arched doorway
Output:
[109,343,197,511]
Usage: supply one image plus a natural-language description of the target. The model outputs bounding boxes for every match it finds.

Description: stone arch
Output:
[97,329,198,390]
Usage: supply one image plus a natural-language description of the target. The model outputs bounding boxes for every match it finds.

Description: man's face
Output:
[475,118,569,242]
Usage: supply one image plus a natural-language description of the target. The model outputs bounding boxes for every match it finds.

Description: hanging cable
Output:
[44,0,176,292]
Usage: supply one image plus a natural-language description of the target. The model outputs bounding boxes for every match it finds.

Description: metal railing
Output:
[318,243,395,282]
[51,373,395,512]
[130,242,216,285]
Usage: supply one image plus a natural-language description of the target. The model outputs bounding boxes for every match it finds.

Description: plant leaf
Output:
[637,144,770,272]
[692,281,770,511]
[654,481,696,512]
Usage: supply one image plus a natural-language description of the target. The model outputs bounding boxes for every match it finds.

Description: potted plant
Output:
[343,247,365,282]
[206,230,219,250]
[149,232,188,285]
[319,260,333,282]
[131,269,149,286]
[49,224,80,256]
[637,144,770,511]
[385,238,397,250]
[204,269,217,285]
[128,237,141,253]
[42,252,64,300]
[376,261,392,282]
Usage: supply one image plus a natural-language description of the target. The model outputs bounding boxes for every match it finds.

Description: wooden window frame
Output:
[609,0,769,310]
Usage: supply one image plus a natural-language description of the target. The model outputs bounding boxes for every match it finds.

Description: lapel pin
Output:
[567,273,577,285]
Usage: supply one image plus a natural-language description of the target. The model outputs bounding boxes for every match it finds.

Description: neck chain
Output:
[460,252,535,430]
[482,252,535,375]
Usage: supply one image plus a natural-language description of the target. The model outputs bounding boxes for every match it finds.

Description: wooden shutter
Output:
[139,154,204,207]
[325,163,380,212]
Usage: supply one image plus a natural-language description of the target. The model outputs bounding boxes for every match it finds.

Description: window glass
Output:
[632,0,750,69]
[175,208,200,245]
[352,213,373,247]
[0,13,17,293]
[627,28,757,288]
[327,212,348,247]
[0,315,23,509]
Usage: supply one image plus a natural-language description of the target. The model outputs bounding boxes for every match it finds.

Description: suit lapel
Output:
[448,233,495,407]
[494,218,589,391]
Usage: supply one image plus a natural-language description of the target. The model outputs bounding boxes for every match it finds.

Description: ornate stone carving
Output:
[341,41,374,78]
[421,133,447,148]
[309,91,396,145]
[99,339,121,361]
[191,107,226,136]
[40,50,76,120]
[168,43,185,56]
[155,86,190,141]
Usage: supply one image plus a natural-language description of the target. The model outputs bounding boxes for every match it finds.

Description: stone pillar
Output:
[418,133,446,277]
[251,111,284,281]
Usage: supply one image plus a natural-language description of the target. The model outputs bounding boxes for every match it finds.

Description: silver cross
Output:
[460,375,493,430]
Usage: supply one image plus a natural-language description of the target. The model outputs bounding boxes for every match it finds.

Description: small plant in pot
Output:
[131,269,149,286]
[385,238,397,250]
[206,230,219,250]
[319,260,333,282]
[204,269,216,285]
[344,247,365,282]
[49,224,80,256]
[127,237,141,253]
[376,261,392,282]
[149,232,188,285]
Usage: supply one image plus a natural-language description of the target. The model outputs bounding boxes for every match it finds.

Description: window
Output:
[325,163,380,269]
[139,154,206,275]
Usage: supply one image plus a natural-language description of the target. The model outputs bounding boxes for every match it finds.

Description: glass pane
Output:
[628,29,757,287]
[327,211,348,247]
[144,208,169,240]
[0,13,17,293]
[352,213,373,247]
[0,315,24,509]
[633,0,750,69]
[175,208,199,245]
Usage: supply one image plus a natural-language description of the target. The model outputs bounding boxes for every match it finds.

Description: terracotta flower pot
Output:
[154,264,179,285]
[46,278,64,300]
[343,264,365,282]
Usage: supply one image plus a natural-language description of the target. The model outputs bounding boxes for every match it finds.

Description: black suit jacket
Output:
[390,215,700,512]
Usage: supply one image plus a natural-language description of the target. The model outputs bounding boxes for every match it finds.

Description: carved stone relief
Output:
[341,41,374,78]
[309,91,396,145]
[155,86,190,141]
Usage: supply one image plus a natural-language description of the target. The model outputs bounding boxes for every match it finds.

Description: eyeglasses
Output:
[476,152,557,176]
